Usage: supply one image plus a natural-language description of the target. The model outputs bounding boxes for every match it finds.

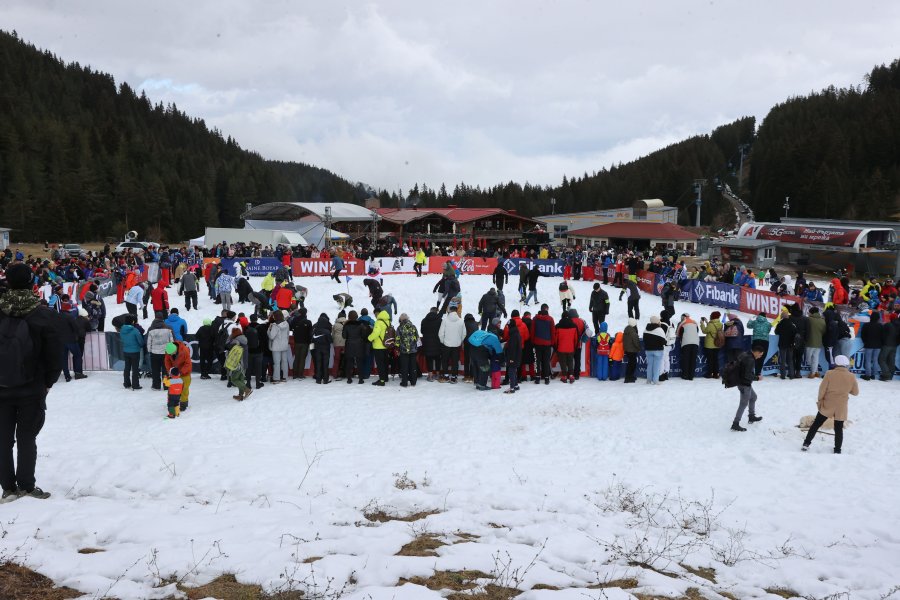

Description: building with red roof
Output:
[566,221,699,252]
[374,206,545,246]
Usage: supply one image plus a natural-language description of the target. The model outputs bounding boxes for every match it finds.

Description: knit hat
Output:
[568,308,579,318]
[600,322,608,333]
[4,263,33,290]
[710,311,721,319]
[399,313,409,321]
[650,315,660,324]
[165,342,177,355]
[628,318,637,327]
[78,308,88,318]
[491,317,502,325]
[834,355,850,367]
[203,319,212,326]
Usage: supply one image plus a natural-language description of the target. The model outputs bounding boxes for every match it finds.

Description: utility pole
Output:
[324,206,332,249]
[783,196,790,219]
[693,179,707,227]
[550,197,556,215]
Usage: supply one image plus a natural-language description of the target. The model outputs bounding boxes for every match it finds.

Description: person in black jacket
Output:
[504,314,523,394]
[0,263,63,501]
[59,311,85,382]
[478,288,500,330]
[524,268,544,306]
[731,344,766,432]
[195,318,215,379]
[311,313,333,384]
[492,263,509,292]
[291,308,313,380]
[341,311,367,383]
[860,312,884,380]
[789,306,808,376]
[774,313,797,379]
[235,276,253,303]
[822,304,840,368]
[520,312,535,381]
[879,315,899,381]
[588,283,610,334]
[255,317,272,384]
[420,307,443,381]
[245,315,264,389]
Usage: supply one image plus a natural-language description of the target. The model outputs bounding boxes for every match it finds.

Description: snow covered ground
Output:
[3,274,899,599]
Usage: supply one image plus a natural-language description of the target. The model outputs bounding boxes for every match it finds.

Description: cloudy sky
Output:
[3,1,898,193]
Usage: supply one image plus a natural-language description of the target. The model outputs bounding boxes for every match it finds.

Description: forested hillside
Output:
[0,30,366,242]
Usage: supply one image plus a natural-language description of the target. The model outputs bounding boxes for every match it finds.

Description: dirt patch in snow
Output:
[395,534,446,557]
[0,562,81,600]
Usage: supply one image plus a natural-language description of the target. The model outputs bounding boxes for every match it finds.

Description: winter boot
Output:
[748,415,763,423]
[731,422,747,432]
[17,487,51,500]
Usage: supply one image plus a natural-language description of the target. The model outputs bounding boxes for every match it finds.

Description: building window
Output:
[764,248,773,259]
[554,225,568,237]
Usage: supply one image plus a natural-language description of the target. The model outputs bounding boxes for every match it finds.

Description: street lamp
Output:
[550,197,556,215]
[783,196,790,218]
[324,206,332,248]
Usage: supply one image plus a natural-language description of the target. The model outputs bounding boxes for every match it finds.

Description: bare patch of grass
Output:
[180,574,266,599]
[680,563,717,583]
[362,500,439,523]
[0,562,82,600]
[634,588,703,600]
[588,577,640,590]
[488,522,505,529]
[396,534,446,557]
[765,588,801,599]
[301,556,323,564]
[629,561,678,579]
[400,570,493,592]
[454,532,480,543]
[447,584,521,599]
[531,583,560,590]
[719,592,739,600]
[77,547,105,554]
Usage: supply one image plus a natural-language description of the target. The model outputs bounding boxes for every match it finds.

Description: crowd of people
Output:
[0,239,897,501]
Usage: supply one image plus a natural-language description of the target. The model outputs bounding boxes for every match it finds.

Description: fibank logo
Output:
[503,259,517,272]
[694,284,705,302]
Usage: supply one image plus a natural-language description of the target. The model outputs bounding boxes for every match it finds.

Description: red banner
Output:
[635,269,656,294]
[743,224,861,248]
[721,247,756,263]
[291,258,364,276]
[427,256,498,275]
[739,287,803,318]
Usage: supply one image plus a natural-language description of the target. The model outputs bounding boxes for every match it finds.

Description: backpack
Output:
[224,344,244,372]
[0,315,34,388]
[215,323,231,352]
[721,360,741,388]
[383,325,397,350]
[714,328,725,348]
[595,334,610,356]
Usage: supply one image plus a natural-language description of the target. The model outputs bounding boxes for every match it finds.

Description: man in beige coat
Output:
[802,355,859,454]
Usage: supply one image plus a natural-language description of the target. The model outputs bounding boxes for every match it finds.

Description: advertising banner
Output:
[292,258,364,276]
[684,279,741,311]
[372,256,419,274]
[220,257,284,277]
[739,288,803,318]
[721,247,756,263]
[456,258,560,277]
[635,270,657,294]
[744,224,861,248]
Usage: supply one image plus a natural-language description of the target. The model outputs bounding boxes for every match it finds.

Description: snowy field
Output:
[3,274,899,599]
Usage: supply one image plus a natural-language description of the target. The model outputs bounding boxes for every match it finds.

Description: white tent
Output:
[189,235,205,247]
[244,219,347,247]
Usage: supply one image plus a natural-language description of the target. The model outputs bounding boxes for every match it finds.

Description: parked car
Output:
[63,243,84,257]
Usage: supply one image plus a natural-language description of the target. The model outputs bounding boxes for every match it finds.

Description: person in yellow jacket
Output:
[368,311,391,386]
[700,311,724,378]
[538,247,549,259]
[260,273,276,300]
[414,249,427,278]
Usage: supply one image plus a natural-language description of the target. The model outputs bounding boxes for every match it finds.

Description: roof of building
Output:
[241,202,377,222]
[375,207,539,225]
[566,222,699,240]
[634,198,666,209]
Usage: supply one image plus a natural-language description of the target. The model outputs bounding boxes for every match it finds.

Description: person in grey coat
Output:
[178,270,199,311]
[267,311,292,382]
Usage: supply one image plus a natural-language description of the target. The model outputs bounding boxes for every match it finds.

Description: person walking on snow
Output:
[164,341,193,413]
[215,269,235,311]
[802,355,858,453]
[730,344,766,431]
[588,282,610,334]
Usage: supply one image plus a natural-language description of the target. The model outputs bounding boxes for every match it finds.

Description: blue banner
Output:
[220,257,284,277]
[499,258,566,276]
[682,279,741,311]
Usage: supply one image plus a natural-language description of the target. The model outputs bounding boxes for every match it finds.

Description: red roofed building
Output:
[566,222,699,252]
[374,206,545,246]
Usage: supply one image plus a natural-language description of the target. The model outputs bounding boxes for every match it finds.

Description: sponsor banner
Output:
[739,288,803,319]
[802,300,857,324]
[90,276,117,299]
[220,257,284,277]
[743,224,861,248]
[461,258,561,277]
[721,247,756,263]
[291,258,364,276]
[683,279,741,311]
[635,270,657,294]
[372,256,419,274]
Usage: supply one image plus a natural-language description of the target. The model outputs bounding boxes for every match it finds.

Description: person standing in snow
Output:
[492,261,509,292]
[523,266,544,306]
[676,314,700,380]
[311,313,333,384]
[396,313,420,387]
[414,248,426,277]
[558,280,575,313]
[643,315,667,385]
[618,275,641,319]
[267,311,291,383]
[437,302,466,383]
[530,304,556,384]
[215,269,235,311]
[622,318,641,383]
[730,344,766,431]
[164,340,192,413]
[420,307,443,382]
[331,253,344,283]
[178,269,199,311]
[588,282,610,334]
[124,281,144,318]
[746,312,772,378]
[805,306,827,378]
[368,310,392,387]
[478,288,500,331]
[518,263,530,303]
[802,355,858,453]
[225,327,253,401]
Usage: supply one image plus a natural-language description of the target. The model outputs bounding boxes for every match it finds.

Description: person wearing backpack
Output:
[728,343,766,431]
[594,322,612,381]
[396,313,420,388]
[0,263,63,502]
[700,312,724,379]
[311,313,333,384]
[368,310,391,386]
[225,327,253,401]
[723,314,745,364]
[245,316,264,390]
[212,310,236,381]
[164,340,192,413]
[558,281,575,313]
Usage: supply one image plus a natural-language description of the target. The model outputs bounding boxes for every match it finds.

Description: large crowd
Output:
[0,240,898,501]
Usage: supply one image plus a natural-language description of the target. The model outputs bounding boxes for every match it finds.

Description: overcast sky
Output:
[3,1,899,194]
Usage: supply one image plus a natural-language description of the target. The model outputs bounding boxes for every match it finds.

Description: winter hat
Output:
[338,310,346,318]
[600,322,608,333]
[78,308,88,318]
[491,317,502,326]
[650,315,660,324]
[399,313,409,322]
[628,318,637,327]
[165,342,178,355]
[710,311,721,319]
[569,309,579,318]
[5,263,33,290]
[834,355,850,367]
[203,319,212,326]
[510,310,520,318]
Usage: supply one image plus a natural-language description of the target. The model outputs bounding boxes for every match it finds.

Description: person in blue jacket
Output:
[331,254,345,283]
[164,308,188,341]
[119,316,145,390]
[468,329,503,391]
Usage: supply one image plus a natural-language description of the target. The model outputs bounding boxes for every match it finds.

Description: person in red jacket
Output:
[150,281,169,314]
[569,309,588,380]
[273,285,295,311]
[555,311,579,383]
[530,303,556,385]
[830,277,848,305]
